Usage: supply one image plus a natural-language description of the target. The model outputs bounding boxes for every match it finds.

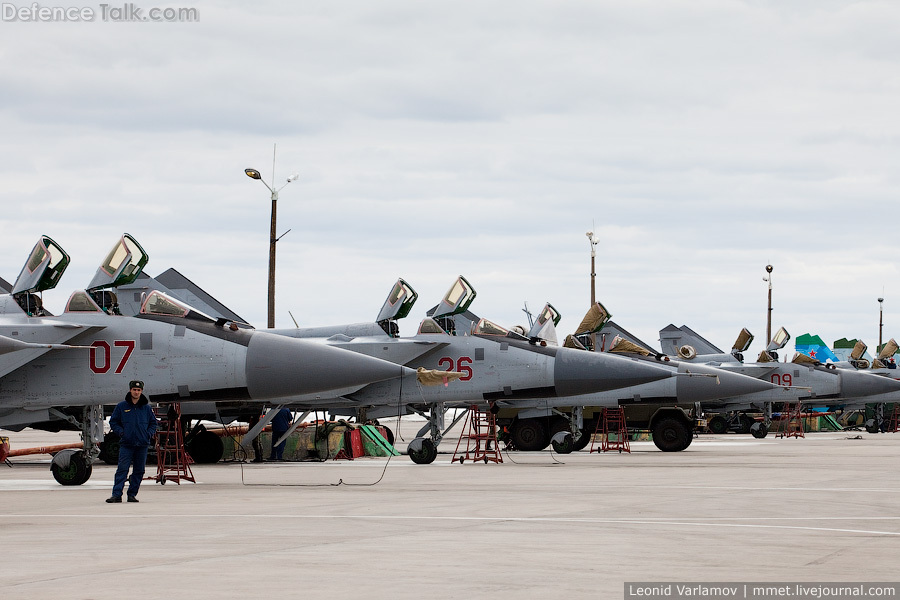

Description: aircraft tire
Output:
[408,438,437,464]
[510,418,549,452]
[551,432,575,454]
[573,421,596,451]
[707,415,728,435]
[751,422,768,439]
[186,430,225,464]
[865,419,880,434]
[51,453,92,486]
[652,417,692,452]
[99,431,120,465]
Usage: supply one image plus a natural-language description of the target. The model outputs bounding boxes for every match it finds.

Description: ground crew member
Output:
[106,380,157,503]
[269,407,292,461]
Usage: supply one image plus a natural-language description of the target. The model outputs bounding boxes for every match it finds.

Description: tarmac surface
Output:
[2,421,899,599]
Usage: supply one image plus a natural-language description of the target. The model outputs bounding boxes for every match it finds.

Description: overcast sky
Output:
[2,1,899,356]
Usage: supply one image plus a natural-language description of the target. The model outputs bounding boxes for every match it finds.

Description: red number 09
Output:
[90,340,136,374]
[437,356,473,381]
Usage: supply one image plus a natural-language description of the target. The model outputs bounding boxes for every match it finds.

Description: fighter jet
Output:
[795,334,900,432]
[658,325,900,436]
[0,235,417,484]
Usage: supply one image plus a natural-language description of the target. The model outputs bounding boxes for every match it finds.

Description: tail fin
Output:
[795,333,840,363]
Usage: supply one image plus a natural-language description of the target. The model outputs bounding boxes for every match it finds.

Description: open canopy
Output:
[86,234,149,292]
[11,235,70,295]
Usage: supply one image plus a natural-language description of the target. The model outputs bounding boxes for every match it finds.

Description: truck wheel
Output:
[652,417,692,452]
[707,415,728,434]
[99,431,120,465]
[510,418,549,451]
[736,414,754,434]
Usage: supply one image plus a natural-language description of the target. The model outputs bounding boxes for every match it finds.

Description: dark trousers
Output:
[112,444,148,498]
[269,431,287,460]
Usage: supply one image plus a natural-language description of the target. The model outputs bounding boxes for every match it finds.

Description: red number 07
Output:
[437,356,473,381]
[90,340,136,374]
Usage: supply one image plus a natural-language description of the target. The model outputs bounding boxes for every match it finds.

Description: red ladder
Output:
[452,406,502,464]
[591,407,630,453]
[152,403,195,484]
[776,402,805,439]
[888,404,900,433]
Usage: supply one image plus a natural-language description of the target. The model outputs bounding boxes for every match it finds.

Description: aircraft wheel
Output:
[865,419,880,434]
[51,453,92,486]
[551,432,575,454]
[572,423,595,452]
[736,414,754,434]
[99,431,120,465]
[707,415,728,435]
[750,422,768,439]
[186,430,224,464]
[652,417,692,452]
[408,438,437,464]
[510,418,549,451]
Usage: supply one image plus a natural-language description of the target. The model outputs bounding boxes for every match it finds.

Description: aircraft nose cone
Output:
[838,369,900,398]
[245,333,406,399]
[553,349,674,396]
[675,363,777,402]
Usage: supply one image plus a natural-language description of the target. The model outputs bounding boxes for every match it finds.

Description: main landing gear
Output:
[407,403,469,464]
[50,405,103,486]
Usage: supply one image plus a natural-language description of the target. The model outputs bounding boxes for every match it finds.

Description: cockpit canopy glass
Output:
[12,235,70,295]
[473,318,508,336]
[417,318,448,335]
[86,234,149,292]
[139,290,215,323]
[767,327,790,351]
[432,276,476,319]
[65,291,101,313]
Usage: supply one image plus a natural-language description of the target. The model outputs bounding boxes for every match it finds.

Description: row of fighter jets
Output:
[4,234,900,485]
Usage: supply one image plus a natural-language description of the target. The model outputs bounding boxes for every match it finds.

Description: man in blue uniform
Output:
[106,380,158,503]
[269,407,292,461]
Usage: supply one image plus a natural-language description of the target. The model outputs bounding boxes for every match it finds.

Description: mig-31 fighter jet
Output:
[0,235,417,484]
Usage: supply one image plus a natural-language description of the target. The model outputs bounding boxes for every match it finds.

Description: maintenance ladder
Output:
[452,406,502,464]
[889,404,900,433]
[153,403,195,484]
[591,407,630,453]
[775,402,805,439]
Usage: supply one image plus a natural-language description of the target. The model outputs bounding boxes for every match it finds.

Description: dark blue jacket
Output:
[271,407,292,433]
[110,394,158,447]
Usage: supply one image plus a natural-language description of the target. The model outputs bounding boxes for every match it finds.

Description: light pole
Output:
[879,297,884,351]
[586,231,598,350]
[763,264,774,345]
[245,150,298,329]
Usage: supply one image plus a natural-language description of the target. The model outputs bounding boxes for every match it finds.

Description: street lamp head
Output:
[879,297,884,304]
[286,173,299,183]
[765,264,773,273]
[244,168,262,180]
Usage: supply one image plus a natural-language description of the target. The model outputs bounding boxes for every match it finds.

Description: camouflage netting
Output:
[574,302,610,335]
[416,367,464,387]
[609,337,652,356]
